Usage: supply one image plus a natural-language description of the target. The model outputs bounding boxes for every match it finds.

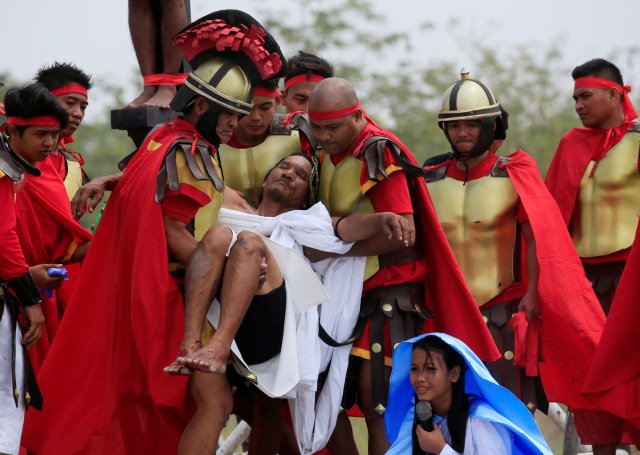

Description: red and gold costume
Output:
[426,150,606,412]
[23,9,286,454]
[546,76,639,444]
[309,106,498,413]
[22,119,224,455]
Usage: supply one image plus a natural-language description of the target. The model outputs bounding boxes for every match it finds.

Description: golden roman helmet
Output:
[175,57,253,115]
[438,69,506,139]
[170,10,286,115]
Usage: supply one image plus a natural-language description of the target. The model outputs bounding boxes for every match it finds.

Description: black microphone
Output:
[415,400,434,431]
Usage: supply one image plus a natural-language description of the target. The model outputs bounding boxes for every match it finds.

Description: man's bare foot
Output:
[142,85,177,109]
[177,338,230,374]
[125,86,157,109]
[163,340,202,376]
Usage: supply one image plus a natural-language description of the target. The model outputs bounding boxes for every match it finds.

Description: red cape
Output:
[504,151,605,410]
[545,121,636,224]
[355,118,499,362]
[0,175,29,280]
[22,120,210,455]
[14,158,91,373]
[583,222,640,430]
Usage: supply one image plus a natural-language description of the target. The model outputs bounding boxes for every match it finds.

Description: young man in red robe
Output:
[424,70,606,421]
[36,62,92,202]
[21,10,285,455]
[545,58,640,454]
[0,82,69,455]
[12,65,94,375]
[300,77,498,455]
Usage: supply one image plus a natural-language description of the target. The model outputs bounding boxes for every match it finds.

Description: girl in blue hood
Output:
[385,333,552,454]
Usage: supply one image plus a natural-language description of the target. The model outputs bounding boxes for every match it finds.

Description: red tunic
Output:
[14,158,91,374]
[22,119,219,455]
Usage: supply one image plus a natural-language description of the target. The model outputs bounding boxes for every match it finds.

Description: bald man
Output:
[303,78,496,454]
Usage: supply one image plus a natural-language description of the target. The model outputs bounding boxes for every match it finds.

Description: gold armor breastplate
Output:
[319,155,378,279]
[427,168,519,306]
[64,159,83,201]
[319,155,375,216]
[572,131,640,258]
[218,131,302,206]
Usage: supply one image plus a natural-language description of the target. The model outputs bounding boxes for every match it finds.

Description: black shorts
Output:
[234,280,286,365]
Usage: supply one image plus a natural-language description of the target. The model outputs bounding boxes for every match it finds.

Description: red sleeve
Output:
[365,170,413,214]
[0,177,29,280]
[161,183,212,223]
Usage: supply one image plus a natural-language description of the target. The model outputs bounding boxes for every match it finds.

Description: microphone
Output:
[415,400,434,431]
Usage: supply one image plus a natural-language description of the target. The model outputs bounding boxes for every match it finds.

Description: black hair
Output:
[571,58,624,86]
[261,152,319,208]
[4,83,69,135]
[254,78,279,92]
[411,336,469,454]
[285,51,334,81]
[35,62,93,91]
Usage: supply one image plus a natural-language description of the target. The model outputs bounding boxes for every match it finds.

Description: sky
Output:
[2,0,638,122]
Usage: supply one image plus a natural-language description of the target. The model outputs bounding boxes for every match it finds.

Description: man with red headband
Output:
[21,11,286,455]
[36,62,92,201]
[12,64,93,377]
[546,58,640,454]
[0,82,69,455]
[303,77,498,455]
[282,51,334,113]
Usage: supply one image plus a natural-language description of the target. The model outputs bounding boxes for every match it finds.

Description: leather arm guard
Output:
[7,272,42,307]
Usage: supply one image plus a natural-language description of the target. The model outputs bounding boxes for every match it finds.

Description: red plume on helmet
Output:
[170,10,286,114]
[173,9,285,83]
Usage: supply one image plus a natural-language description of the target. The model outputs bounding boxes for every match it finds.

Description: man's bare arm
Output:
[305,213,415,261]
[164,216,198,266]
[71,172,123,219]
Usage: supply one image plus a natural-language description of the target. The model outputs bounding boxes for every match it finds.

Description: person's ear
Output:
[354,108,363,122]
[194,96,210,116]
[449,365,461,383]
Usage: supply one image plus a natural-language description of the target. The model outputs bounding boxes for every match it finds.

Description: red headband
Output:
[143,73,189,86]
[254,86,279,98]
[50,83,88,98]
[284,74,325,90]
[7,116,61,127]
[308,102,361,121]
[574,76,638,121]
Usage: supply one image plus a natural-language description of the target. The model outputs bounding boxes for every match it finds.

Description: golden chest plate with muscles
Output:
[319,154,378,280]
[572,131,640,258]
[427,170,519,306]
[63,159,83,201]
